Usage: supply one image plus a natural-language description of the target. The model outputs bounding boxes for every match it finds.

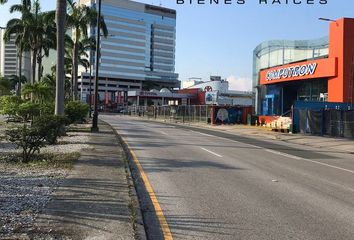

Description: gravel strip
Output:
[0,122,91,239]
[0,165,68,237]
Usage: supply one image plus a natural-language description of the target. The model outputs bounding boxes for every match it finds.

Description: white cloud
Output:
[226,76,253,91]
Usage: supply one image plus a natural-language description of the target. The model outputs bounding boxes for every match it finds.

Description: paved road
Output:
[101,115,354,240]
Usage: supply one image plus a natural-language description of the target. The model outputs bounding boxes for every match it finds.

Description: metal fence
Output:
[128,105,213,123]
[298,109,354,138]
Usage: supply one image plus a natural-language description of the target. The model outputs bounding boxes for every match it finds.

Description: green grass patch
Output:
[67,126,91,133]
[0,152,80,169]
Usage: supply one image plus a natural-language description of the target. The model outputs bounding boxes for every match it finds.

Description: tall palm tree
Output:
[36,11,56,81]
[9,0,41,84]
[65,36,95,95]
[66,0,107,100]
[55,0,67,116]
[4,0,31,95]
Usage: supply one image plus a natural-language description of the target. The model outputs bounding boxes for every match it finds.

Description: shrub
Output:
[5,125,47,163]
[39,102,55,116]
[0,96,40,122]
[17,102,40,122]
[0,95,23,118]
[32,115,68,145]
[65,101,89,124]
[33,115,67,141]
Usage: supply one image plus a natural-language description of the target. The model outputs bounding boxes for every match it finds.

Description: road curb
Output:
[102,120,147,240]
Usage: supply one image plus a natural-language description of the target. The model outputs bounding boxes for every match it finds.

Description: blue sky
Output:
[1,0,353,90]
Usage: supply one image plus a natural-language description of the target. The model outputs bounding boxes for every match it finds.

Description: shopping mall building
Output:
[253,18,354,116]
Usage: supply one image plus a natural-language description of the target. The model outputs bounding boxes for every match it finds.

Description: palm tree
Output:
[42,72,72,101]
[9,0,40,83]
[4,0,32,95]
[66,0,107,100]
[36,11,56,81]
[55,0,67,116]
[3,19,26,96]
[8,74,27,93]
[65,36,95,96]
[22,81,52,104]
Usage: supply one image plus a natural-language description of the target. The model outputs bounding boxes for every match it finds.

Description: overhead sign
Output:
[259,58,337,85]
[266,63,317,81]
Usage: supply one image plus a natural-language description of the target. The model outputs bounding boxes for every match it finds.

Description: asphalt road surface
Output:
[101,115,354,240]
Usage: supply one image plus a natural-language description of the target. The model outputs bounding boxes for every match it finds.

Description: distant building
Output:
[181,77,203,89]
[182,76,254,106]
[0,28,30,80]
[78,0,179,105]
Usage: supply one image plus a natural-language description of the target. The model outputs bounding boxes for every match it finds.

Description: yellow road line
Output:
[123,137,173,240]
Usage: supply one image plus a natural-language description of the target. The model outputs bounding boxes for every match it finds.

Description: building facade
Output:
[253,18,354,116]
[78,0,179,104]
[0,29,31,80]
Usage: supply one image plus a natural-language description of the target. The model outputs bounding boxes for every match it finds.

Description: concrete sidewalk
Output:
[30,122,139,240]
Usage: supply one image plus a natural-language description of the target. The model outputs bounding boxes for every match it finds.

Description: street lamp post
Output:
[318,18,336,22]
[91,0,102,132]
[89,49,93,118]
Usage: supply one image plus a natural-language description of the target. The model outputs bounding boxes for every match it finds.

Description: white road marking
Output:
[200,147,223,158]
[266,149,354,174]
[265,149,303,160]
[197,132,215,137]
[112,117,354,175]
[192,129,354,175]
[160,131,168,135]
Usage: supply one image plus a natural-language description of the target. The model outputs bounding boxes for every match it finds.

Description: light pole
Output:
[91,0,102,132]
[318,18,336,22]
[89,47,94,118]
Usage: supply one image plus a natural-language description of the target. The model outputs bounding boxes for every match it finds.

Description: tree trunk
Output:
[72,41,79,100]
[17,51,22,96]
[55,0,66,116]
[71,65,74,99]
[37,51,43,81]
[31,49,37,84]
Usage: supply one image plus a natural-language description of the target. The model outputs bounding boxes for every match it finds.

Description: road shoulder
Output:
[30,121,141,240]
